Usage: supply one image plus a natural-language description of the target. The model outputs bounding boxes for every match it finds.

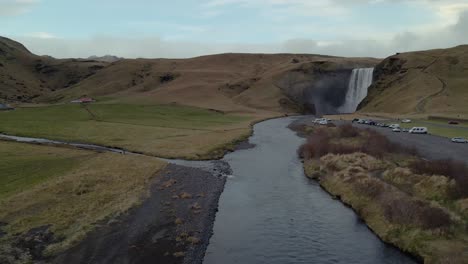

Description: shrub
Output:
[360,129,418,158]
[298,129,331,159]
[353,176,387,199]
[338,124,360,138]
[410,159,468,198]
[382,195,452,229]
[299,126,417,160]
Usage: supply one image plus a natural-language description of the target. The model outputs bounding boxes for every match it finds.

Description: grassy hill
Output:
[360,45,468,118]
[41,53,377,113]
[0,37,379,114]
[0,37,108,103]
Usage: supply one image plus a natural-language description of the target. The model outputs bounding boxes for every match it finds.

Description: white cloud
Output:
[5,0,468,58]
[25,32,58,39]
[0,0,39,16]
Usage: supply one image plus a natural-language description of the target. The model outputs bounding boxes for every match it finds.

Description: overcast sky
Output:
[1,0,468,58]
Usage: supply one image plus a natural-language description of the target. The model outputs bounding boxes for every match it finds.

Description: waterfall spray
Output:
[338,68,374,114]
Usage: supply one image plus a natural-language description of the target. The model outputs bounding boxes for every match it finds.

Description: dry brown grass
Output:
[0,142,166,256]
[361,45,468,117]
[299,123,468,262]
[299,126,417,160]
[409,159,468,198]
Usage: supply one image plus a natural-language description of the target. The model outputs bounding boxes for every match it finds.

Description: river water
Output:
[0,117,417,263]
[203,117,416,264]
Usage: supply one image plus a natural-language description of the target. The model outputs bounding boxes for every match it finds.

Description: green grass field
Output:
[0,143,84,199]
[400,120,468,139]
[0,103,253,159]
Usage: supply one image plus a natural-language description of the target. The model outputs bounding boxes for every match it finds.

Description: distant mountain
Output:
[87,55,123,63]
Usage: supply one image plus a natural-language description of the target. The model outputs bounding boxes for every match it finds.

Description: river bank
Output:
[53,163,228,264]
[291,119,468,264]
[204,117,415,264]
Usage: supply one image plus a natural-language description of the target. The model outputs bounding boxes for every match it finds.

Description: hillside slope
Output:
[360,45,468,118]
[0,37,379,114]
[0,37,107,103]
[41,53,378,113]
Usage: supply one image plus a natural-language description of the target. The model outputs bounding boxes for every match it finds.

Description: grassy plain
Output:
[0,103,258,159]
[0,141,166,259]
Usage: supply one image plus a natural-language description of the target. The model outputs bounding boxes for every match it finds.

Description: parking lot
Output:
[349,121,468,165]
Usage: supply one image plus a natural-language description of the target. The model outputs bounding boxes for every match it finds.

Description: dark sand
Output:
[53,163,227,264]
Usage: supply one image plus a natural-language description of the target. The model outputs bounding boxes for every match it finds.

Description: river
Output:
[0,117,417,263]
[203,117,416,264]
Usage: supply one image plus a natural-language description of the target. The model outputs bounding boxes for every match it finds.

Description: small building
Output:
[0,103,14,111]
[71,97,95,104]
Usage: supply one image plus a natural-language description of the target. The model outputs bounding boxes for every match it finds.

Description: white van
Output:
[409,127,428,134]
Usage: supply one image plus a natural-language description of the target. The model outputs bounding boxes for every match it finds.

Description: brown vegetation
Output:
[299,126,417,159]
[409,159,468,198]
[299,124,468,263]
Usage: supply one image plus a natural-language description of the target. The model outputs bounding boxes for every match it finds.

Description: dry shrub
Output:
[298,128,331,159]
[321,153,383,172]
[381,194,452,229]
[338,124,360,138]
[353,176,387,199]
[300,127,417,160]
[361,130,418,158]
[410,159,468,198]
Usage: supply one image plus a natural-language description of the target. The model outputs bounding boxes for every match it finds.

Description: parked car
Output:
[392,128,401,132]
[409,127,428,134]
[402,128,410,132]
[369,121,376,126]
[357,119,365,124]
[401,119,412,123]
[448,121,459,125]
[313,118,323,124]
[389,124,400,129]
[451,137,468,143]
[319,120,328,125]
[352,118,360,123]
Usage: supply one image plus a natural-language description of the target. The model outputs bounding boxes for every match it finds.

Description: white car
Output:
[389,124,400,129]
[451,137,468,143]
[392,128,401,132]
[319,120,328,125]
[409,127,428,134]
[401,119,412,123]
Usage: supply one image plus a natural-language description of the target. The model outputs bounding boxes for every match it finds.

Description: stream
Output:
[203,117,416,264]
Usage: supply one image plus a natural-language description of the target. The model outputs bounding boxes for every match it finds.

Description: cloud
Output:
[0,0,39,16]
[6,1,468,58]
[25,32,58,39]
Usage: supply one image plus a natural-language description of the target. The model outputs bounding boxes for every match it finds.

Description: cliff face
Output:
[359,45,468,117]
[275,60,378,115]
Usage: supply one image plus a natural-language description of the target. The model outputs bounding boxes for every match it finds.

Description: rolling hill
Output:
[0,37,378,114]
[0,37,108,103]
[360,45,468,118]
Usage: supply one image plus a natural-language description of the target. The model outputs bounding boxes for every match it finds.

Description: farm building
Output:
[71,97,95,104]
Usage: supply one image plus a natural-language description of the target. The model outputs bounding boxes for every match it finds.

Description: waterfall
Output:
[338,68,374,113]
